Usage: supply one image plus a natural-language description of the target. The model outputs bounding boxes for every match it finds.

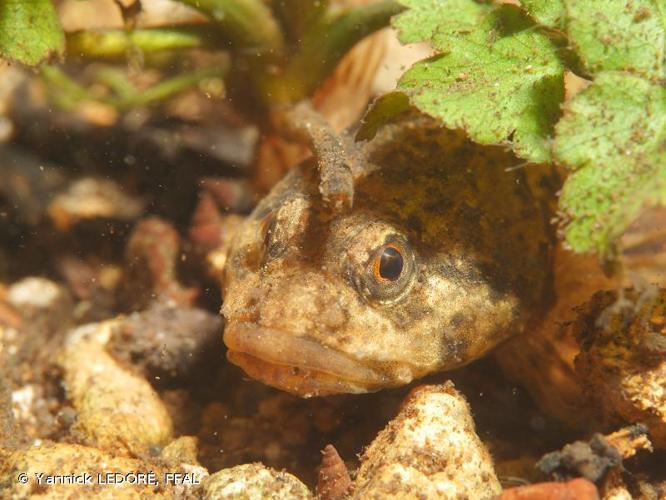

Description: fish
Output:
[222,117,554,397]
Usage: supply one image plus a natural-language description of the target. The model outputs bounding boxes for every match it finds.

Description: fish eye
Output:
[357,238,416,305]
[373,244,404,282]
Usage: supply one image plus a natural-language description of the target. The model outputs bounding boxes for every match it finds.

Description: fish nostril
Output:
[262,197,311,262]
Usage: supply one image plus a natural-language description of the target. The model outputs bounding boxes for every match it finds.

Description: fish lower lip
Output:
[223,322,388,396]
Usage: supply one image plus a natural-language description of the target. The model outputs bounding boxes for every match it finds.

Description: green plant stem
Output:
[175,0,284,50]
[90,66,137,100]
[260,0,404,104]
[66,25,222,59]
[40,66,91,109]
[111,67,227,109]
[40,65,227,111]
[273,0,329,42]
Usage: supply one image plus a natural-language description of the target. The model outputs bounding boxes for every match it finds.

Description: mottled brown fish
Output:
[222,117,554,397]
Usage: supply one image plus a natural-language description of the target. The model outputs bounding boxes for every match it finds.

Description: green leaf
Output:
[356,91,411,141]
[520,0,566,29]
[0,0,64,65]
[555,72,666,257]
[394,0,490,49]
[564,0,665,80]
[396,4,565,162]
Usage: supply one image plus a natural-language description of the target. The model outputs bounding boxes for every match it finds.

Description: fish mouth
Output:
[223,322,390,397]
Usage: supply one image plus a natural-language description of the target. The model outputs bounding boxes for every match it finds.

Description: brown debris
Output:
[1,278,76,442]
[573,287,666,448]
[599,467,666,500]
[189,191,246,282]
[124,216,197,309]
[317,444,352,500]
[0,378,19,449]
[498,478,599,500]
[536,425,652,484]
[55,256,121,322]
[190,192,226,251]
[0,146,66,226]
[605,424,653,460]
[55,255,101,301]
[537,434,622,482]
[48,177,144,230]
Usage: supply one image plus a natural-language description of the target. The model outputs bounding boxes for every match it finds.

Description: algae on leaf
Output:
[356,91,411,141]
[555,0,666,257]
[555,74,666,257]
[396,4,565,163]
[391,0,666,259]
[520,0,566,29]
[565,0,665,80]
[0,0,64,65]
[393,0,490,50]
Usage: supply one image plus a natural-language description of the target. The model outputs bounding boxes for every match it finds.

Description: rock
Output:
[0,442,168,498]
[499,478,599,500]
[60,321,173,456]
[0,440,208,498]
[108,302,222,382]
[353,382,501,499]
[48,177,144,230]
[160,436,201,468]
[202,463,312,499]
[7,277,73,329]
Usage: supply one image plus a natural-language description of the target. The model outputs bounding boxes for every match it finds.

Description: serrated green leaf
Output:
[520,0,565,29]
[394,0,490,50]
[397,5,564,162]
[555,72,666,257]
[0,0,64,66]
[564,0,665,80]
[356,91,411,141]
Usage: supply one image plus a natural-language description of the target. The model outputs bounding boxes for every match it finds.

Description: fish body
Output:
[223,120,554,396]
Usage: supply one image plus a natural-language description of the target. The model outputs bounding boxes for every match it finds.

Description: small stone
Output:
[60,321,173,456]
[499,478,599,500]
[202,463,312,499]
[353,382,501,499]
[48,177,144,230]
